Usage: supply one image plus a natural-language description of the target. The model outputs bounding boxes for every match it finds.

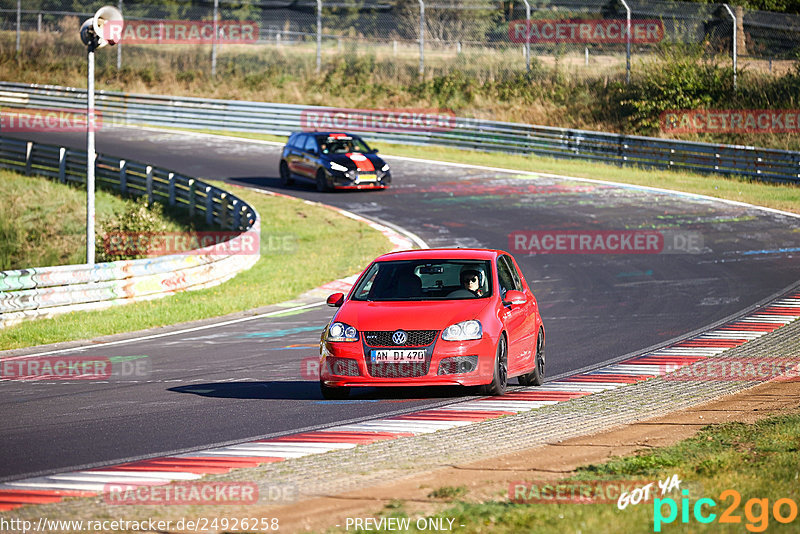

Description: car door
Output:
[505,255,539,371]
[286,133,307,176]
[301,135,320,179]
[497,255,532,373]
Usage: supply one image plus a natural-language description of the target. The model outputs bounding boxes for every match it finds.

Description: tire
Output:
[279,161,293,186]
[316,169,330,192]
[518,328,545,386]
[320,382,350,400]
[481,335,508,396]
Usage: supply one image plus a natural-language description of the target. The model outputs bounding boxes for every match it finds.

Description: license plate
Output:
[358,174,377,182]
[371,349,426,363]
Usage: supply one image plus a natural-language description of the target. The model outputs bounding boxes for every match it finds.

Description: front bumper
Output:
[328,169,391,190]
[319,334,496,388]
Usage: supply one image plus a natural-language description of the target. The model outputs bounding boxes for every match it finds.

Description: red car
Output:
[319,248,545,399]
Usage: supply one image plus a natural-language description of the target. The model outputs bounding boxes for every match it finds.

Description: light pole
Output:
[521,0,531,73]
[418,0,424,76]
[316,0,322,72]
[619,0,631,84]
[80,7,123,265]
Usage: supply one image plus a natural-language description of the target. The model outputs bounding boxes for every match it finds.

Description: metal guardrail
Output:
[1,82,798,184]
[0,136,260,329]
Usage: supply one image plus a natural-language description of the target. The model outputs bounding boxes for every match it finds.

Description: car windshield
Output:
[351,259,493,301]
[319,135,370,154]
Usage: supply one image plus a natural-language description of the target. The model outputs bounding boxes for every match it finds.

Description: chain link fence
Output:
[1,0,799,84]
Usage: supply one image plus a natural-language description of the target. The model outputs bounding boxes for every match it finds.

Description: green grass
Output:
[0,180,393,350]
[0,170,190,270]
[168,127,800,216]
[342,411,800,533]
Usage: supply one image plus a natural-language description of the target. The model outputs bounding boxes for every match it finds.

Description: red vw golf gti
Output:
[319,249,545,399]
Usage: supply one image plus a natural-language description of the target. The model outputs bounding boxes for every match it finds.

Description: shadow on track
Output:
[169,381,476,402]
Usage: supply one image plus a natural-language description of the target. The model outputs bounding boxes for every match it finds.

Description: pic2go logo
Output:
[654,489,799,532]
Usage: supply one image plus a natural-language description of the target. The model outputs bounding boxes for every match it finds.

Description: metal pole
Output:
[211,0,219,77]
[316,0,322,72]
[521,0,530,73]
[117,0,122,70]
[418,0,424,76]
[87,44,96,265]
[620,0,630,84]
[16,0,21,53]
[723,4,737,90]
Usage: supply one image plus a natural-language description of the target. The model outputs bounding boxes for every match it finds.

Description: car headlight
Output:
[381,163,390,172]
[328,322,358,342]
[441,320,482,341]
[329,161,349,172]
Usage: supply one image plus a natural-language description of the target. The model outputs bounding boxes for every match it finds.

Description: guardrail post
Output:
[145,165,154,205]
[58,147,66,183]
[205,186,214,225]
[796,156,800,181]
[188,179,196,217]
[233,199,241,230]
[219,192,231,229]
[168,172,176,205]
[119,159,127,194]
[24,141,32,175]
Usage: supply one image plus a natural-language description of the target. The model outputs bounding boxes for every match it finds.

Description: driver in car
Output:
[460,269,484,297]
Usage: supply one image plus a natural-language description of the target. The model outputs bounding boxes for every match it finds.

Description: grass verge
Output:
[356,410,800,533]
[0,181,393,350]
[166,127,800,215]
[0,169,190,270]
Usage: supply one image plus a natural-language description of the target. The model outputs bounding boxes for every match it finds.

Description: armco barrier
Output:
[1,82,799,184]
[0,136,260,329]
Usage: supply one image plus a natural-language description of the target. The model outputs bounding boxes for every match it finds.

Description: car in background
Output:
[279,132,391,191]
[318,248,545,399]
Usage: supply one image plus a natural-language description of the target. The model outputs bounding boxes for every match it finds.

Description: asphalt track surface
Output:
[1,127,799,481]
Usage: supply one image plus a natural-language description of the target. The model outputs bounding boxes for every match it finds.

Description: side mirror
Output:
[326,293,344,308]
[370,148,379,154]
[503,290,527,306]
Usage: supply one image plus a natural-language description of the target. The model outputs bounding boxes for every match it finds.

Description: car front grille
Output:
[363,330,439,347]
[366,360,431,378]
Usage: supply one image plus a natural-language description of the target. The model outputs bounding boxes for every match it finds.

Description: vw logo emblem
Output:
[392,330,407,345]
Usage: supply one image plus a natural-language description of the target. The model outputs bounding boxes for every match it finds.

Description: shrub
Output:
[96,197,168,262]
